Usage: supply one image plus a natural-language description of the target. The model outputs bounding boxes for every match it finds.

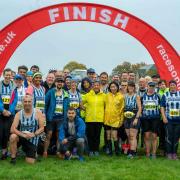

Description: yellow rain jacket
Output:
[83,90,106,123]
[104,92,124,128]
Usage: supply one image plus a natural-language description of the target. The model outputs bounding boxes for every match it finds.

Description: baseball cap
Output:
[148,81,156,87]
[14,74,23,80]
[55,77,64,82]
[26,71,33,76]
[87,68,95,73]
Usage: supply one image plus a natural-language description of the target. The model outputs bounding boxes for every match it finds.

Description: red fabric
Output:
[0,3,179,88]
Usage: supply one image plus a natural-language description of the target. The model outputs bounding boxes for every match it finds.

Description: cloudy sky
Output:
[0,0,179,75]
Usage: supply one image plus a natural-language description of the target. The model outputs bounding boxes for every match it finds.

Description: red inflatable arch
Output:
[0,3,180,88]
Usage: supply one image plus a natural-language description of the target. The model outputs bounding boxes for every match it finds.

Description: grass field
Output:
[1,151,180,180]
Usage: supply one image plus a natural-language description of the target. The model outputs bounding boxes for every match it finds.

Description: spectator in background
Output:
[63,69,70,78]
[18,65,28,88]
[11,71,16,81]
[87,68,96,81]
[120,81,128,95]
[121,72,129,82]
[128,71,136,82]
[26,71,33,86]
[112,74,120,84]
[100,72,109,94]
[152,74,160,92]
[64,75,72,91]
[43,72,55,94]
[55,70,64,79]
[30,65,40,73]
[137,77,147,97]
[145,76,152,84]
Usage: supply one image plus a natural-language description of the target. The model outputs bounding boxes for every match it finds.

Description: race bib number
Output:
[70,102,79,109]
[124,111,135,119]
[55,104,63,114]
[169,109,180,117]
[144,102,156,110]
[36,100,45,110]
[2,95,10,105]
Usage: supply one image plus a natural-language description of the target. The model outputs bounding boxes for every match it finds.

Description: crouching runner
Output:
[59,107,86,162]
[9,95,44,164]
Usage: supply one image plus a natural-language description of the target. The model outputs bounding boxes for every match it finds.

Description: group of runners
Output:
[0,64,180,164]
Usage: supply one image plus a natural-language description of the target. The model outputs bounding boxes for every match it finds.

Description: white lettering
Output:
[90,8,96,20]
[8,31,16,39]
[73,7,86,19]
[63,7,70,20]
[49,8,59,23]
[99,9,111,23]
[113,13,129,29]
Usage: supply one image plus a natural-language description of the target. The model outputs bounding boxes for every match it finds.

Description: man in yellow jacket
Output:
[83,79,106,156]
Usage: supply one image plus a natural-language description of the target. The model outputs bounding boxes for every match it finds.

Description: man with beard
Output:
[43,77,69,157]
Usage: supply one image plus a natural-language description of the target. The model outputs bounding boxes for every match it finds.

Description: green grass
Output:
[1,153,180,180]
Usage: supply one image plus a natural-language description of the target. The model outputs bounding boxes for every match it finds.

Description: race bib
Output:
[36,100,45,110]
[144,102,156,110]
[169,109,180,117]
[124,111,135,119]
[70,101,79,109]
[55,104,63,114]
[2,95,10,105]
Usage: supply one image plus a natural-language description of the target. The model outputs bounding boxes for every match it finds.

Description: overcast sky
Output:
[0,0,179,75]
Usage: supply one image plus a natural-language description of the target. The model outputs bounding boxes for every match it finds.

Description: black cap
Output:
[148,81,156,87]
[55,77,64,82]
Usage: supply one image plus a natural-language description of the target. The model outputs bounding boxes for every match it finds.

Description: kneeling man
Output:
[9,95,44,164]
[59,107,86,161]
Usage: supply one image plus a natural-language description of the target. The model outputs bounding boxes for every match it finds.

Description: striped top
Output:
[19,109,39,146]
[124,94,137,112]
[161,91,180,122]
[0,81,13,109]
[32,85,45,113]
[141,92,160,119]
[15,86,26,111]
[68,90,81,110]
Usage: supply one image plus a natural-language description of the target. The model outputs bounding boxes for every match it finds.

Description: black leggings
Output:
[0,115,13,149]
[86,122,102,152]
[165,123,180,154]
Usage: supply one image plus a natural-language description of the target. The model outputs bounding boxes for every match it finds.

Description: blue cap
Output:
[148,81,156,86]
[87,68,95,73]
[70,77,78,83]
[26,71,33,76]
[14,74,23,80]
